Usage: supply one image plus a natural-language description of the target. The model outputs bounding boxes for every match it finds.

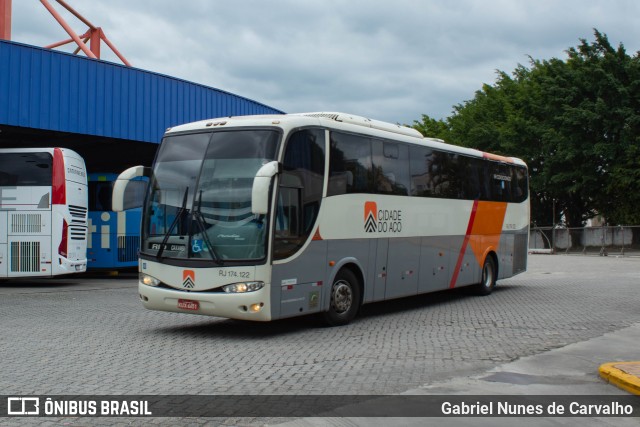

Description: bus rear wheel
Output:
[323,268,361,326]
[474,256,496,296]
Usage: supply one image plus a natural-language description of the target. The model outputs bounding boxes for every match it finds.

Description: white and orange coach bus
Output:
[113,113,529,325]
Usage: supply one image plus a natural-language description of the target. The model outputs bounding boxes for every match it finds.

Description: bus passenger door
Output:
[371,238,388,301]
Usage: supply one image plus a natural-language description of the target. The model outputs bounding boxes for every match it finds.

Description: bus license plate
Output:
[178,299,199,311]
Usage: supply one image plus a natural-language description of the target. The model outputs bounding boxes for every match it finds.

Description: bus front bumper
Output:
[138,283,272,321]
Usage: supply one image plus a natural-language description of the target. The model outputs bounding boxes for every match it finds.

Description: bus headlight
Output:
[140,273,161,287]
[222,281,264,293]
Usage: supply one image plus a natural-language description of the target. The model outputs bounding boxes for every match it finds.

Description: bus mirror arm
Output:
[112,165,151,212]
[252,161,280,215]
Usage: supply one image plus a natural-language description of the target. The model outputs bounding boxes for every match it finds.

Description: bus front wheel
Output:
[474,256,497,296]
[323,268,361,326]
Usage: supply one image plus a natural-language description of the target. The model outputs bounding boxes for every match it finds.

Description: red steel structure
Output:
[0,0,130,66]
[0,0,10,40]
[41,0,131,66]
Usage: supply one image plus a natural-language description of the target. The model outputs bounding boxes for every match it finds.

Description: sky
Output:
[8,0,640,125]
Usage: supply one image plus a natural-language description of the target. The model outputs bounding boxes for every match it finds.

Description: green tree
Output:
[413,30,640,226]
[412,115,451,142]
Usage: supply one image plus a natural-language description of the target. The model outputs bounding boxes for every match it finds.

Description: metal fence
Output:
[529,226,640,256]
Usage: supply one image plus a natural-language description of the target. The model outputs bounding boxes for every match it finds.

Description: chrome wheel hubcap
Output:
[332,280,353,314]
[483,263,494,288]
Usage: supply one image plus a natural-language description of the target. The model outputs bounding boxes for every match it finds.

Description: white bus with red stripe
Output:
[0,148,88,278]
[114,113,528,325]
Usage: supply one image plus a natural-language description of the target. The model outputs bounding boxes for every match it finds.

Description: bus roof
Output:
[164,113,527,166]
[0,147,83,160]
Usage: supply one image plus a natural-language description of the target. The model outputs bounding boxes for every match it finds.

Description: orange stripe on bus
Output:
[449,200,478,288]
[482,152,515,163]
[468,201,508,267]
[449,201,507,288]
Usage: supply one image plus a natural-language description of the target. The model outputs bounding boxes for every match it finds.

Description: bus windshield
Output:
[142,129,280,262]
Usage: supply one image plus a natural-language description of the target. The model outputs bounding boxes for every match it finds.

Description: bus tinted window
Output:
[89,181,112,211]
[409,146,435,197]
[123,180,148,210]
[409,148,528,203]
[489,162,512,202]
[328,133,528,204]
[458,156,489,200]
[512,165,528,203]
[0,152,52,186]
[430,151,462,198]
[328,132,373,195]
[275,129,326,259]
[373,140,410,195]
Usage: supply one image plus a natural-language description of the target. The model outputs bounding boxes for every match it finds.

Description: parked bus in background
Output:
[113,113,529,325]
[87,173,147,270]
[0,148,88,278]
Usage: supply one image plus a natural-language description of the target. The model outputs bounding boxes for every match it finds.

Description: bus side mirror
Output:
[112,166,150,212]
[252,161,280,215]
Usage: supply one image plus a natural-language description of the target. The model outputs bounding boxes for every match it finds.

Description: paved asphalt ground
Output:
[0,254,639,426]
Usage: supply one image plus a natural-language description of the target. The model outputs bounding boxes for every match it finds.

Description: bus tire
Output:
[323,268,361,326]
[474,256,496,296]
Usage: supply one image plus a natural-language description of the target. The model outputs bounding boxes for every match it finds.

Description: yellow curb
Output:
[599,362,640,395]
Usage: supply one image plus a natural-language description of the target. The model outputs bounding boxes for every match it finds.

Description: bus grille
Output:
[69,205,88,219]
[10,214,43,234]
[118,235,140,262]
[10,241,41,273]
[69,226,87,240]
[69,205,88,241]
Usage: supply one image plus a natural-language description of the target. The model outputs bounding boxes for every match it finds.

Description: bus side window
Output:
[98,185,112,211]
[274,128,325,260]
[123,179,149,210]
[409,146,435,197]
[512,166,528,203]
[463,156,490,201]
[328,132,373,196]
[429,151,458,198]
[372,140,410,196]
[275,180,302,238]
[489,162,512,202]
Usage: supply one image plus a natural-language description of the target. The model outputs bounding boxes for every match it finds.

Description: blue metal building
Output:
[0,39,284,171]
[0,39,284,271]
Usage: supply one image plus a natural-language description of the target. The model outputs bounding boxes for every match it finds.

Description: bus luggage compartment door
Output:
[7,237,51,277]
[385,237,420,299]
[371,238,388,301]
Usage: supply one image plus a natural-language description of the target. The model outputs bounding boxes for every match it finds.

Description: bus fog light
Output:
[250,303,264,312]
[140,273,161,287]
[222,281,264,293]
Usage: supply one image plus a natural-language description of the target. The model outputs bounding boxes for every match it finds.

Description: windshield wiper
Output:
[192,190,223,264]
[156,187,189,259]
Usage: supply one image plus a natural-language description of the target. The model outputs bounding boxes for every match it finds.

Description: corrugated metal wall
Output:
[0,40,284,144]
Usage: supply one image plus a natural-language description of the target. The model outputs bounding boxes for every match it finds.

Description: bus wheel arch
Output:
[323,264,363,326]
[474,252,498,296]
[343,263,365,307]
